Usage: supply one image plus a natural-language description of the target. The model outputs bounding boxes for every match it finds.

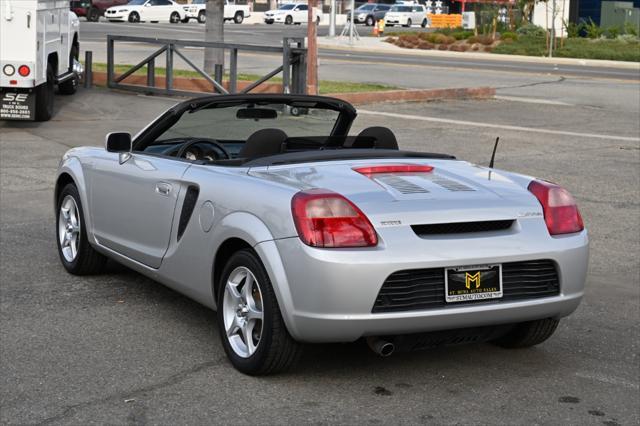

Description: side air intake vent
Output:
[412,220,515,236]
[177,185,199,241]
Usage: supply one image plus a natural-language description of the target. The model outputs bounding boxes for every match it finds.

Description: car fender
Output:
[212,211,299,337]
[56,154,97,245]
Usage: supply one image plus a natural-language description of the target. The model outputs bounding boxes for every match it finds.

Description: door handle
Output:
[155,182,172,196]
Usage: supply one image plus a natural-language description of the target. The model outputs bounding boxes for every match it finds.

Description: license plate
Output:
[0,89,36,121]
[445,264,502,303]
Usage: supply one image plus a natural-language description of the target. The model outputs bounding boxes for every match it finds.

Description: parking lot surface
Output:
[0,88,638,425]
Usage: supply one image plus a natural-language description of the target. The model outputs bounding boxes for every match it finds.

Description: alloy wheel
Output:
[58,195,81,262]
[223,266,264,358]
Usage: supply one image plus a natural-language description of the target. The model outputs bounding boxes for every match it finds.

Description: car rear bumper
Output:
[258,221,589,343]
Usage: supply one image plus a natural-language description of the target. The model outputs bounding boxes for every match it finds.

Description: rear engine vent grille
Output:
[377,175,429,194]
[421,175,475,192]
[372,259,559,313]
[412,220,514,236]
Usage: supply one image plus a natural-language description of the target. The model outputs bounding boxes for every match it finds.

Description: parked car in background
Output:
[264,3,321,25]
[384,3,428,27]
[70,0,128,21]
[104,0,186,23]
[182,0,251,24]
[347,3,390,26]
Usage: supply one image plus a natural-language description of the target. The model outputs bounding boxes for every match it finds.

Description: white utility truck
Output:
[1,0,81,121]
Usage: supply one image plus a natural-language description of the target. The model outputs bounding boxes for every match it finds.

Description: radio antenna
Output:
[489,137,500,169]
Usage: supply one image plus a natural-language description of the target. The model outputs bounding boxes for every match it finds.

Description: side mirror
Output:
[144,2,151,6]
[105,132,131,153]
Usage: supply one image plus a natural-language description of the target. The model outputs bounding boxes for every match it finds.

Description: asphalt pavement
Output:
[1,86,638,424]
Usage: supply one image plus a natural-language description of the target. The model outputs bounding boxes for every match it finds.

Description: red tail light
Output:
[353,164,433,177]
[291,189,378,248]
[528,180,584,235]
[18,65,30,77]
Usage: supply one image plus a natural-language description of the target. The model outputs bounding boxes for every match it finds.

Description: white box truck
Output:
[1,0,81,121]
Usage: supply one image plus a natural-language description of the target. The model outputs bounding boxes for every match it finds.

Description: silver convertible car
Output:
[55,95,589,375]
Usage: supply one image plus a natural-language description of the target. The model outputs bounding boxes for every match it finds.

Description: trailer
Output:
[1,0,82,121]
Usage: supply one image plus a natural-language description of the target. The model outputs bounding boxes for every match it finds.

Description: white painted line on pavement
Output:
[495,95,573,106]
[575,372,640,390]
[358,110,640,142]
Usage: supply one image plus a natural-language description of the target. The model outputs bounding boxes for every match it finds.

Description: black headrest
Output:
[356,127,399,150]
[239,128,288,159]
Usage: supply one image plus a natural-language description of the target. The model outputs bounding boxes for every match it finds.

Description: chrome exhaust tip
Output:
[366,337,395,357]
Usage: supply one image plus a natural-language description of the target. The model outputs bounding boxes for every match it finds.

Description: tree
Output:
[204,0,225,83]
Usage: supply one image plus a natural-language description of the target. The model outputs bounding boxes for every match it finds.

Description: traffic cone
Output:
[373,25,379,37]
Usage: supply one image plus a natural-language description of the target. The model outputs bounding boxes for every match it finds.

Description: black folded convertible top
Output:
[243,149,456,167]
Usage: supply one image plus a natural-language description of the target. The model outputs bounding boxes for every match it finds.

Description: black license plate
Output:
[0,89,36,121]
[445,264,502,303]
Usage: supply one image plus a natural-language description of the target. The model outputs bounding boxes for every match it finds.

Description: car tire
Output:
[366,15,374,26]
[56,183,107,275]
[170,12,180,23]
[34,63,55,122]
[233,12,244,24]
[87,7,101,22]
[58,44,79,95]
[316,15,321,25]
[197,10,206,23]
[217,249,302,375]
[492,318,560,348]
[285,15,293,25]
[403,18,412,27]
[421,18,428,28]
[128,11,140,23]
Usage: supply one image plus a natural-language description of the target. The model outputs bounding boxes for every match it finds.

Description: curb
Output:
[326,87,495,104]
[318,39,640,70]
[90,71,495,104]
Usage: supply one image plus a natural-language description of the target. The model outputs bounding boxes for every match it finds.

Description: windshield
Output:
[278,4,296,10]
[128,0,147,5]
[390,5,411,11]
[358,4,375,11]
[193,0,206,3]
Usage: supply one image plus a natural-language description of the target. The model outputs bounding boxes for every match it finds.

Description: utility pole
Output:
[549,0,556,57]
[306,0,318,95]
[329,0,336,37]
[204,0,225,84]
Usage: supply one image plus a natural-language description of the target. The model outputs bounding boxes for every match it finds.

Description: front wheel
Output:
[217,249,302,375]
[128,12,140,23]
[56,184,107,275]
[492,318,560,348]
[366,15,375,26]
[58,44,79,95]
[284,15,293,25]
[197,10,206,23]
[170,12,180,23]
[403,18,412,27]
[34,63,54,121]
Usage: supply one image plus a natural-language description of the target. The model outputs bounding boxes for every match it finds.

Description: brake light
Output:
[18,65,30,77]
[528,180,584,235]
[353,164,433,177]
[291,189,378,248]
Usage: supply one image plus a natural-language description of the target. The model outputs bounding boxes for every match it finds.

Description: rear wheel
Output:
[234,11,244,24]
[86,7,100,22]
[421,18,428,28]
[34,63,54,122]
[170,12,180,23]
[285,15,293,25]
[56,183,107,275]
[316,15,321,25]
[217,249,302,375]
[197,10,206,23]
[128,11,140,23]
[492,318,560,348]
[58,44,79,95]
